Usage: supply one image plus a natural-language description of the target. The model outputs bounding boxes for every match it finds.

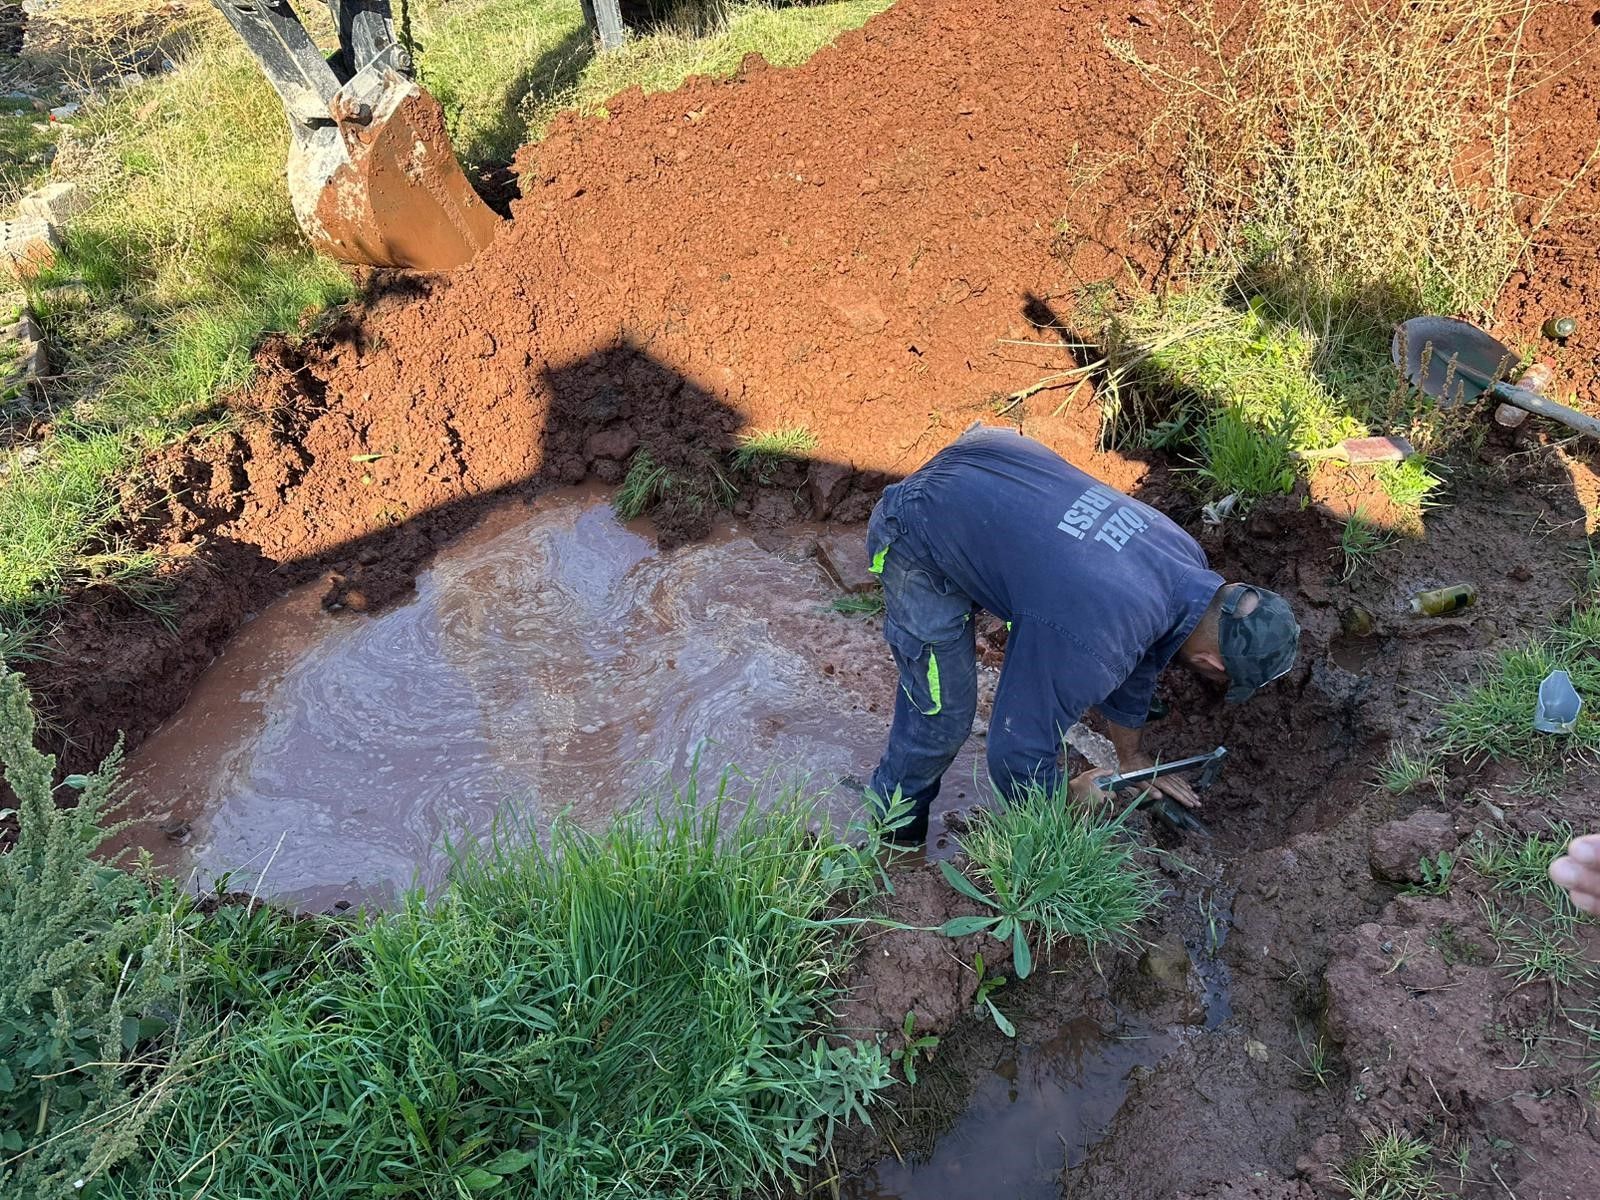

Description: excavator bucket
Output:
[214,0,501,271]
[294,74,501,270]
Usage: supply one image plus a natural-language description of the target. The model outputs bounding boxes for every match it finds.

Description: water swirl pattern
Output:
[122,490,927,908]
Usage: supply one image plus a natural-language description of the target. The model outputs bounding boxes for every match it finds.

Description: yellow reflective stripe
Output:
[899,648,943,717]
[869,545,889,575]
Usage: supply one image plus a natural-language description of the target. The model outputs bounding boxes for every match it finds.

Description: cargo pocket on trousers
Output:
[884,618,944,717]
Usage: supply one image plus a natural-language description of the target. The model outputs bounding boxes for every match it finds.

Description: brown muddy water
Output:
[119,488,985,909]
[843,1018,1174,1199]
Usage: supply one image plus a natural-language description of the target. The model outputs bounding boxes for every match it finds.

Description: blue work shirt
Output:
[871,428,1222,791]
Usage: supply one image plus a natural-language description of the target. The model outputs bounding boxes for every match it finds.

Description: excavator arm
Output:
[213,0,501,270]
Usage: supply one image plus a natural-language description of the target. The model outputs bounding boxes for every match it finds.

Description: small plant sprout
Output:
[890,1011,939,1085]
[1295,1028,1332,1090]
[1338,509,1396,581]
[1407,851,1455,897]
[970,952,1014,1038]
[1333,1129,1444,1200]
[830,588,886,618]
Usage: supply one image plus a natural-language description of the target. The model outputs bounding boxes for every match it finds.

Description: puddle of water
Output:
[1328,635,1380,674]
[120,489,979,909]
[843,1019,1171,1199]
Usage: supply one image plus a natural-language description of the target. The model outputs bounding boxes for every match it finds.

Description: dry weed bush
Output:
[1108,0,1592,328]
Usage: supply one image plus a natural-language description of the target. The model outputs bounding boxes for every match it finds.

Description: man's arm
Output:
[1097,715,1201,809]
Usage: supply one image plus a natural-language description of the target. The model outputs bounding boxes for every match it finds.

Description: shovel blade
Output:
[1393,317,1517,410]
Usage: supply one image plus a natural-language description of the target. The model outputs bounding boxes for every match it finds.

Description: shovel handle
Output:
[1492,383,1600,441]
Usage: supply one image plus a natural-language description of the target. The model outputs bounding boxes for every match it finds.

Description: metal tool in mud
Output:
[212,0,502,270]
[1093,746,1227,837]
[1393,316,1600,440]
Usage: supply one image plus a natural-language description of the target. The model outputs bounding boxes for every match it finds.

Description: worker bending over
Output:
[866,426,1300,846]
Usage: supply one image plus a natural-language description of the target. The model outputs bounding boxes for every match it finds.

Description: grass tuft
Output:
[1375,743,1438,795]
[732,425,818,481]
[1439,602,1600,764]
[946,785,1159,974]
[1470,825,1594,988]
[1333,1129,1443,1200]
[1338,509,1395,581]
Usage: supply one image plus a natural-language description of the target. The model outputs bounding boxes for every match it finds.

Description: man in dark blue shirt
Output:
[866,425,1300,845]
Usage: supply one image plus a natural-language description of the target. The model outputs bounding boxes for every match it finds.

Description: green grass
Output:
[731,425,818,480]
[1091,284,1366,499]
[419,0,893,165]
[614,447,677,519]
[1375,743,1438,795]
[1333,1129,1443,1200]
[943,785,1159,976]
[1439,601,1600,764]
[0,0,892,655]
[0,107,53,206]
[1338,509,1395,581]
[0,661,900,1199]
[109,784,891,1200]
[1470,826,1593,989]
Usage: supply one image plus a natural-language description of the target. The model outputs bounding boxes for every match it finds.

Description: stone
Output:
[19,181,88,227]
[1129,0,1166,25]
[1367,809,1458,884]
[583,423,638,462]
[806,460,852,518]
[38,282,90,308]
[1295,1133,1343,1189]
[814,528,874,593]
[1138,934,1192,992]
[1493,402,1528,429]
[0,217,58,279]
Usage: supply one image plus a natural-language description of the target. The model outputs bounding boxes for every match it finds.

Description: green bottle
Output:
[1543,316,1577,339]
[1409,583,1479,616]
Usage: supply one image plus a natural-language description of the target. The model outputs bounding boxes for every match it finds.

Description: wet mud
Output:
[15,0,1600,1195]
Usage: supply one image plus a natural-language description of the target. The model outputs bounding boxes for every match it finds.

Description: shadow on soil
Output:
[14,277,1600,1200]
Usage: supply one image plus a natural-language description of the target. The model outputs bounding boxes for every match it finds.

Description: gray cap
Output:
[1218,584,1300,703]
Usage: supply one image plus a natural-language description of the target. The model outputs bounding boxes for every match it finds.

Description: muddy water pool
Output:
[120,489,985,908]
[843,1018,1174,1199]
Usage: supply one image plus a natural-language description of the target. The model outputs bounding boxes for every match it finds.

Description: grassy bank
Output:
[0,0,892,656]
[0,665,1162,1197]
[0,666,894,1199]
[1072,0,1580,518]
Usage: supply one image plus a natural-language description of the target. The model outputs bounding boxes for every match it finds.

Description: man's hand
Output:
[1068,768,1112,808]
[1550,834,1600,916]
[1099,719,1202,810]
[1115,752,1202,809]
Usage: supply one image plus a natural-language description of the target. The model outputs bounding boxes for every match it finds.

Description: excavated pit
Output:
[114,488,993,909]
[20,0,1600,1193]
